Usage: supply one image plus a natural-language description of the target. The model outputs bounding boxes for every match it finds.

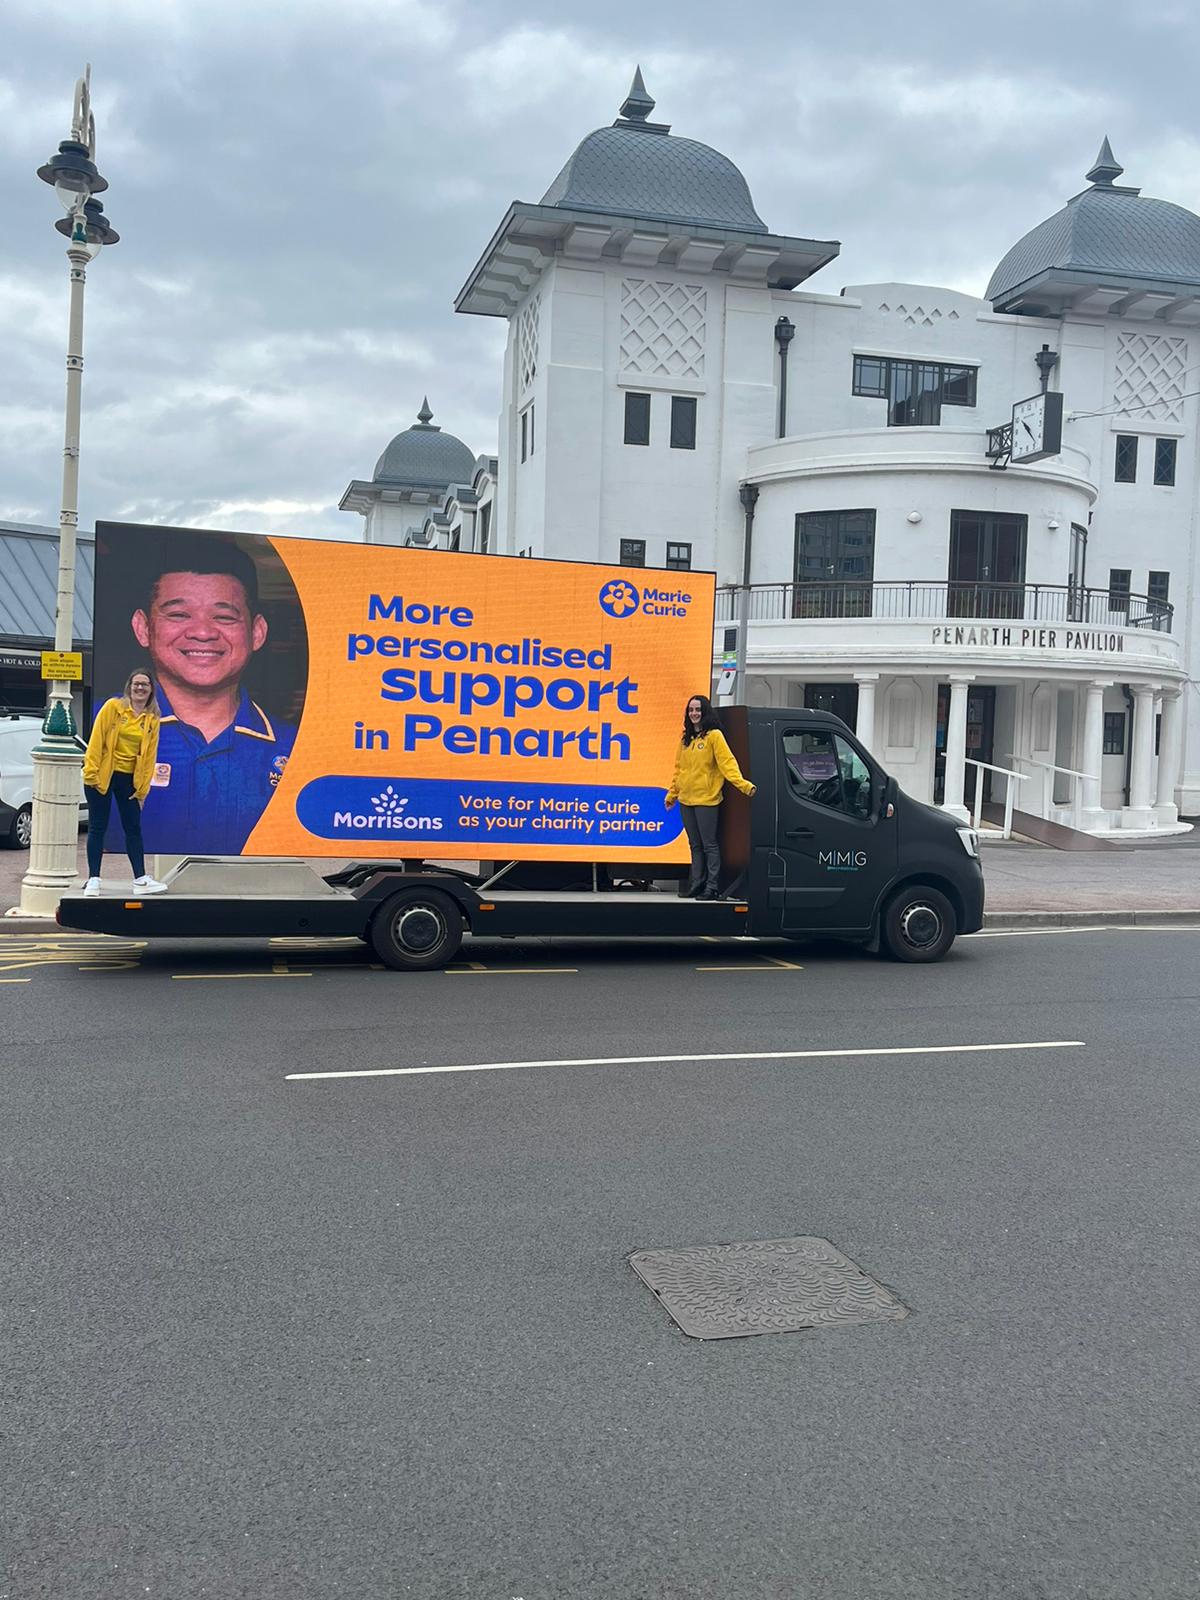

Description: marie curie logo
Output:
[598,579,640,618]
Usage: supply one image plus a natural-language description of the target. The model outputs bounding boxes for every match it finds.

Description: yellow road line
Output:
[171,971,313,981]
[0,977,31,983]
[444,966,578,975]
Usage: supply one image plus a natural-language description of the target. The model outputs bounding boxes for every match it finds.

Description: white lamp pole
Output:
[15,67,119,918]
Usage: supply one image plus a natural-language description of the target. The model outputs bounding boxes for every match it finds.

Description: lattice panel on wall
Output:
[620,279,706,378]
[518,294,540,394]
[1113,331,1188,423]
[877,300,960,326]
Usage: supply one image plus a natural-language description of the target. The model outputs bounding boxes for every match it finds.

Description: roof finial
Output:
[1086,136,1124,187]
[417,396,434,426]
[619,66,655,123]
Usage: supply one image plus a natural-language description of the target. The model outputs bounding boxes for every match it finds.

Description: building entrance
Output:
[804,682,859,729]
[934,684,996,804]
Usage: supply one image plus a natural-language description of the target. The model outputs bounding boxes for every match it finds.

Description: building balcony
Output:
[714,580,1182,681]
[715,580,1173,631]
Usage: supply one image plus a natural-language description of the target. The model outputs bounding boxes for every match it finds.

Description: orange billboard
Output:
[93,523,716,863]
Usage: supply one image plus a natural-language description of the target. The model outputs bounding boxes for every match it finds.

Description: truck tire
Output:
[369,888,463,971]
[8,804,32,850]
[880,884,956,963]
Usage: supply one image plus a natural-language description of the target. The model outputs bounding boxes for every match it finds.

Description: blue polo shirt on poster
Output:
[139,686,298,855]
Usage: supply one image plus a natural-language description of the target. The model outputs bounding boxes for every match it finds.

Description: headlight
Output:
[956,827,980,859]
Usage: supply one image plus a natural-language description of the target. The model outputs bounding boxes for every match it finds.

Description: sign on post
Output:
[41,650,83,681]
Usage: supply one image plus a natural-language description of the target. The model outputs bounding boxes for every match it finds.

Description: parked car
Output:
[0,713,88,849]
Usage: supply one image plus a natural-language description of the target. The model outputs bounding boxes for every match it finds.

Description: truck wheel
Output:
[881,885,956,963]
[8,805,32,850]
[369,889,463,971]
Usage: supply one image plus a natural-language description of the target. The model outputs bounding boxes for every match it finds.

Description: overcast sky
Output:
[3,0,1199,540]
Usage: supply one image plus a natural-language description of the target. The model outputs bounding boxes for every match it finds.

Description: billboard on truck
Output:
[93,522,716,863]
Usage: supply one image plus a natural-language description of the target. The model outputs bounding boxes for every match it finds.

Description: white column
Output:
[854,673,879,753]
[1124,683,1158,828]
[941,674,973,823]
[1156,688,1184,825]
[1079,679,1110,827]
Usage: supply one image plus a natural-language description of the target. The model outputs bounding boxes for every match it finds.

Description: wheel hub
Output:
[395,904,443,953]
[900,903,940,948]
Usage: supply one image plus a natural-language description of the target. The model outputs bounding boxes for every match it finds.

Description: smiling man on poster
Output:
[131,537,297,854]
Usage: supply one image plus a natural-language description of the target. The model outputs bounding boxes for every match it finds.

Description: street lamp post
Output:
[15,66,118,918]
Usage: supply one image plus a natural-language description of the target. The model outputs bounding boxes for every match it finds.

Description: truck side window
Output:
[783,731,872,818]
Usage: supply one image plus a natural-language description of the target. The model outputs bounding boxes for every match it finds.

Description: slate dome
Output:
[540,69,768,235]
[988,139,1200,306]
[373,400,476,489]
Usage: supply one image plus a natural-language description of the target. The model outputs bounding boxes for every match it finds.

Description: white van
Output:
[0,715,88,849]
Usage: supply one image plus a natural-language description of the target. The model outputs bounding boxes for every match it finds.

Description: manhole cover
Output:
[630,1236,908,1340]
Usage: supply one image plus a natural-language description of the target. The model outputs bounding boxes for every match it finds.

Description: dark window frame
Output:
[1148,570,1170,606]
[1108,568,1131,614]
[1103,711,1126,756]
[1154,437,1177,486]
[619,539,646,567]
[669,395,697,450]
[478,503,491,555]
[624,391,651,446]
[793,509,877,616]
[1115,434,1138,482]
[852,354,977,426]
[665,541,692,571]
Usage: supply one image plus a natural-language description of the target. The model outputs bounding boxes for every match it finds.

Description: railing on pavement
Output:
[714,580,1173,632]
[964,758,1028,840]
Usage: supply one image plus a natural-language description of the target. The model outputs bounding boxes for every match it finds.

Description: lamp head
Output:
[38,139,107,207]
[55,196,119,255]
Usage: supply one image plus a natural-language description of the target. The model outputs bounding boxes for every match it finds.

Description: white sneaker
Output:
[133,875,168,895]
[83,877,101,897]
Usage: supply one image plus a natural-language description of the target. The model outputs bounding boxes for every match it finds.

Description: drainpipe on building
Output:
[734,483,759,704]
[775,316,795,438]
[1121,683,1134,805]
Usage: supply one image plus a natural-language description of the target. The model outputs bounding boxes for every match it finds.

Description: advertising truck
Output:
[58,521,984,966]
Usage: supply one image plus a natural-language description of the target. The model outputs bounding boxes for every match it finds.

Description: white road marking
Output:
[172,971,313,981]
[287,1038,1084,1082]
[969,924,1200,939]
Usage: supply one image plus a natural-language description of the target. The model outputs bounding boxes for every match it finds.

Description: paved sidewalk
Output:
[4,835,1200,929]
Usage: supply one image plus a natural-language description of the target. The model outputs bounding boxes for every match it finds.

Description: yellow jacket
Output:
[83,697,161,801]
[666,728,755,808]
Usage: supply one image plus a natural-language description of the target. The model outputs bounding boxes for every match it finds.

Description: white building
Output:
[365,72,1200,835]
[340,398,497,554]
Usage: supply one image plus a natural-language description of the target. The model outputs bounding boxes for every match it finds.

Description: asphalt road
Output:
[3,928,1199,1599]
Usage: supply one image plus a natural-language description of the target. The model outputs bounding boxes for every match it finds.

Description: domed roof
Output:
[988,139,1200,308]
[539,69,767,235]
[373,399,476,490]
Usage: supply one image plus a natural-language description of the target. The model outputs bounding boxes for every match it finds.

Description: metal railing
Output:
[714,581,1173,632]
[965,758,1028,840]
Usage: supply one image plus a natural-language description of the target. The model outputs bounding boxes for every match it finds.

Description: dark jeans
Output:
[680,802,721,893]
[85,771,145,879]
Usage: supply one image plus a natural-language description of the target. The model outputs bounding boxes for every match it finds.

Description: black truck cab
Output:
[58,706,984,968]
[716,706,984,957]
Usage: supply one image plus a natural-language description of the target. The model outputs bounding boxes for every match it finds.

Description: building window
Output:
[665,542,692,570]
[1114,435,1138,482]
[781,730,873,820]
[1154,437,1177,486]
[520,404,534,463]
[852,355,976,426]
[624,392,651,446]
[1108,568,1131,614]
[1103,712,1126,756]
[620,539,646,567]
[794,510,876,616]
[670,396,697,450]
[448,529,460,552]
[478,503,491,555]
[1148,570,1170,605]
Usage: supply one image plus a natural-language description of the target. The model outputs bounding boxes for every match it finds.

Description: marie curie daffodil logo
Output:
[598,579,640,618]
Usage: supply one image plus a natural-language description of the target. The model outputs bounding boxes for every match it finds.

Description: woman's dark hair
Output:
[681,693,721,745]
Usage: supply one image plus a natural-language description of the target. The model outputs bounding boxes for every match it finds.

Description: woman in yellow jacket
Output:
[664,694,755,899]
[81,670,167,897]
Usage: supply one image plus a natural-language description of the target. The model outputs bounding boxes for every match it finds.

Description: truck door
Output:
[772,724,898,933]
